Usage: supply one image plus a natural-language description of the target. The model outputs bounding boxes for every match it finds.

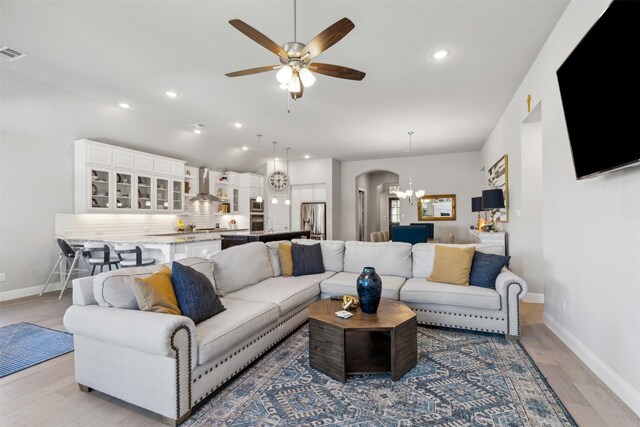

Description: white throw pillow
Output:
[291,239,345,272]
[212,242,274,296]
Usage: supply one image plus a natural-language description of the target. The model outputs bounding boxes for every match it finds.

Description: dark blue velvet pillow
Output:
[469,252,511,289]
[171,262,225,324]
[291,243,324,277]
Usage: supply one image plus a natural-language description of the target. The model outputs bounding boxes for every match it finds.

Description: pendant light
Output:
[395,131,425,205]
[285,147,291,205]
[255,134,263,203]
[271,141,278,204]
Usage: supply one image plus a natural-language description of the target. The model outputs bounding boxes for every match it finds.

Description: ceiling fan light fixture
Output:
[299,68,316,87]
[276,65,293,84]
[287,72,301,93]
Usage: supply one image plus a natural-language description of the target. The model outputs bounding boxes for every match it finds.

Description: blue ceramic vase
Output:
[357,267,382,314]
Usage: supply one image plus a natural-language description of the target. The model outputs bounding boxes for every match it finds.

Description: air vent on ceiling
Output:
[0,46,27,62]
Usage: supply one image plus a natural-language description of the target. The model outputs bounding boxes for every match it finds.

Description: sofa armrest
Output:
[494,269,528,300]
[494,269,527,337]
[64,305,196,360]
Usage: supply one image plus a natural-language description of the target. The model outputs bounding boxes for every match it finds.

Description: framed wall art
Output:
[487,154,509,222]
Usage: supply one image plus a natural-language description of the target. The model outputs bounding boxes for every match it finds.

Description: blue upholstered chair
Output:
[390,224,434,244]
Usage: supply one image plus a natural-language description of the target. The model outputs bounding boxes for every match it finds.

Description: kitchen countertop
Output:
[220,230,310,237]
[68,229,246,245]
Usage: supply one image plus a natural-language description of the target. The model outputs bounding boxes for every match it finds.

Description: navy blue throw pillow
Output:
[291,243,324,277]
[469,252,511,289]
[171,262,225,324]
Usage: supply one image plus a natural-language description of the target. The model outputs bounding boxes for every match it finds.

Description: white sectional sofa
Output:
[63,240,527,425]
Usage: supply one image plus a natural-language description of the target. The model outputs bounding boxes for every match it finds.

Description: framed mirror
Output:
[418,194,456,221]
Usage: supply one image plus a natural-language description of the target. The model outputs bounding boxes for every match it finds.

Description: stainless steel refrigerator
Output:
[300,202,326,240]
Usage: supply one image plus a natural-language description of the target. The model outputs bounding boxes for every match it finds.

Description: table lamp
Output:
[481,189,505,232]
[471,196,483,230]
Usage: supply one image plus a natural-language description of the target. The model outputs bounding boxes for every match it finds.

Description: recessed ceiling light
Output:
[166,91,178,98]
[275,158,279,161]
[118,102,130,109]
[242,146,248,151]
[189,123,204,134]
[234,123,243,128]
[304,155,310,159]
[432,50,449,60]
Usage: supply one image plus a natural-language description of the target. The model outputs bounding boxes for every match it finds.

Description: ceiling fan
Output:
[225,0,366,100]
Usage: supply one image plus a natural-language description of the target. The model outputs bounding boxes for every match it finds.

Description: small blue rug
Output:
[0,322,74,378]
[185,325,577,426]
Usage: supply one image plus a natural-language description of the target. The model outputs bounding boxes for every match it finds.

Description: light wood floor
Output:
[1,294,638,427]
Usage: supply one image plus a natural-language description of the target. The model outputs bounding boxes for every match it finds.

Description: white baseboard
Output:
[544,312,640,417]
[522,292,544,304]
[0,282,65,302]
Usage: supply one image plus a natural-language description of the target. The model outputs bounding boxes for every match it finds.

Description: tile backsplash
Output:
[56,201,246,237]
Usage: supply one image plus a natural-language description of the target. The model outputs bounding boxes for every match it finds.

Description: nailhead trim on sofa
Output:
[504,282,523,336]
[190,299,316,405]
[170,325,192,420]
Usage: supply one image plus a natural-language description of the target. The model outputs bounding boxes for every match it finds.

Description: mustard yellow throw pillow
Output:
[279,243,293,277]
[133,266,181,315]
[428,245,476,286]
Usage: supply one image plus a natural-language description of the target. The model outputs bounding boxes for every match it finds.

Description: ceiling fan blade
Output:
[229,19,288,59]
[308,63,366,81]
[300,18,355,60]
[225,65,282,77]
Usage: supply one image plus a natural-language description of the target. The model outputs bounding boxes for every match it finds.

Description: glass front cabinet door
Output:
[115,172,133,210]
[172,179,184,211]
[136,175,152,210]
[89,168,111,210]
[156,178,170,211]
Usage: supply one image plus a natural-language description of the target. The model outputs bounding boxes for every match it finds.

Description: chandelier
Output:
[395,131,425,205]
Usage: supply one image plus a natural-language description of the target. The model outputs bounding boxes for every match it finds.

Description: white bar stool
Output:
[114,244,156,268]
[84,242,120,275]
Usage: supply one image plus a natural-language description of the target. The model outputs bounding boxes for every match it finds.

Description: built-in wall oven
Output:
[250,197,264,213]
[250,214,264,232]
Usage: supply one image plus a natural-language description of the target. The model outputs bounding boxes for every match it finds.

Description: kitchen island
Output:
[70,229,249,263]
[220,230,311,250]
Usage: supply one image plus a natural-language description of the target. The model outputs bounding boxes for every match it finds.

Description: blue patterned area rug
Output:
[0,322,74,378]
[185,325,576,426]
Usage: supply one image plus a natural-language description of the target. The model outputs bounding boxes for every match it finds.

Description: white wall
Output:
[340,152,483,242]
[481,0,640,414]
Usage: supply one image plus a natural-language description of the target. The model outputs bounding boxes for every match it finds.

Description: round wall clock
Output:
[268,170,289,191]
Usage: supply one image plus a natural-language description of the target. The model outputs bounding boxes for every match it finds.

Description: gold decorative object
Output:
[527,94,532,113]
[342,295,360,311]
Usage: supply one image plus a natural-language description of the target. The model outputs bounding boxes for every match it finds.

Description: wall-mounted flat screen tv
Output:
[556,0,640,180]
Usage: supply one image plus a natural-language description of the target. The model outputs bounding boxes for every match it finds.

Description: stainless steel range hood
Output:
[189,168,224,202]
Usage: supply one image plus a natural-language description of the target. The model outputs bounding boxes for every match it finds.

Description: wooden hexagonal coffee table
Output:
[308,298,417,382]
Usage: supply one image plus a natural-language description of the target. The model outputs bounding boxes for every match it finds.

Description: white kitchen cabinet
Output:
[154,159,171,175]
[75,139,186,213]
[114,171,134,210]
[299,185,314,201]
[88,167,112,211]
[186,240,222,258]
[170,162,184,177]
[171,179,183,211]
[135,174,153,210]
[136,155,154,173]
[86,144,112,166]
[313,184,327,201]
[269,195,289,231]
[155,177,170,211]
[113,150,134,170]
